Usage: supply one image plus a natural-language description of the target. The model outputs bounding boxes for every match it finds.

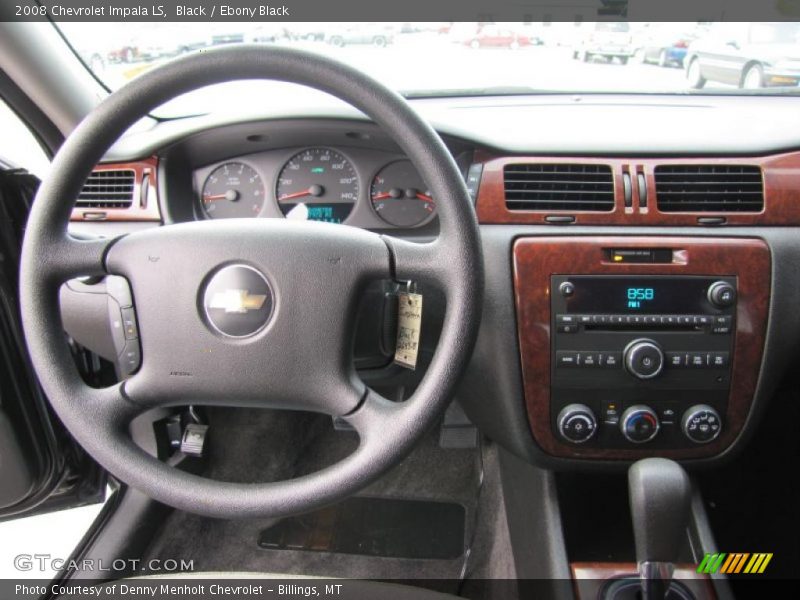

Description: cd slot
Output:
[584,322,699,332]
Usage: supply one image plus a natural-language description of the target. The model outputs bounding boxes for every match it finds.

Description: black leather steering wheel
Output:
[19,46,483,518]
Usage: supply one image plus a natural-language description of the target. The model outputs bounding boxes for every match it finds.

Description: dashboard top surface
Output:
[105,94,800,162]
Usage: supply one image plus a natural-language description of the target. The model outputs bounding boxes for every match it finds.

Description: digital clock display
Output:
[626,287,655,309]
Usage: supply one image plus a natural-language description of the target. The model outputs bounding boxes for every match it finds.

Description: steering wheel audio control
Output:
[620,405,660,444]
[682,405,722,444]
[624,339,664,380]
[557,404,597,444]
[707,281,737,308]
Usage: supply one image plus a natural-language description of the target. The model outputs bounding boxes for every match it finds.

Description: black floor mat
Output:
[258,497,466,560]
[142,408,483,583]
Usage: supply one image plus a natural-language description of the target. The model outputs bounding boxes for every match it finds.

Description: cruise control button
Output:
[119,341,141,375]
[121,307,139,340]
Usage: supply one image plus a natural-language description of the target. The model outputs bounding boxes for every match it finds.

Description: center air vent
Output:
[654,165,764,213]
[76,169,135,209]
[503,164,615,212]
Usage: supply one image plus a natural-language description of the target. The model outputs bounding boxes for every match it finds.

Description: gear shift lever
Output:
[628,458,692,600]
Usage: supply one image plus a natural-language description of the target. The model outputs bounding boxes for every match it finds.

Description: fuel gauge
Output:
[370,160,436,228]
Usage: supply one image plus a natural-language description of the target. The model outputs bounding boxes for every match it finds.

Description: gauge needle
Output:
[371,191,435,204]
[279,184,324,201]
[204,190,239,202]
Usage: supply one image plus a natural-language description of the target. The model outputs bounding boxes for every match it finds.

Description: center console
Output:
[513,236,770,460]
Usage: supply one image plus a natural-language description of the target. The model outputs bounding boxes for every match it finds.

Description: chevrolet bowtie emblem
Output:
[208,289,267,314]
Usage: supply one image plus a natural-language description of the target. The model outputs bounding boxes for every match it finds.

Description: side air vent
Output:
[76,169,136,209]
[503,164,615,212]
[654,165,764,213]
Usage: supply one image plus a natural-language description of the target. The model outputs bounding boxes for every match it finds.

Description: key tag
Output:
[394,281,423,370]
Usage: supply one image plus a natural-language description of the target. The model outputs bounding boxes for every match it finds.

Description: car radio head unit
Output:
[550,275,736,449]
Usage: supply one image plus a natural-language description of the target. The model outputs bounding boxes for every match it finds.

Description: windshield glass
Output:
[57,21,800,117]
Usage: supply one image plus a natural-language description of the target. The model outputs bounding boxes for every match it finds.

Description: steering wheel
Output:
[19,46,483,519]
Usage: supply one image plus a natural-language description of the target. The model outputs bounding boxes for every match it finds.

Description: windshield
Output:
[57,21,800,117]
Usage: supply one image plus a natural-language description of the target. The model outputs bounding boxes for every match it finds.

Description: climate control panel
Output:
[550,275,734,449]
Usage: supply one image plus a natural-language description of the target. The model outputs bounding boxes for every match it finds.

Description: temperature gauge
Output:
[370,160,436,228]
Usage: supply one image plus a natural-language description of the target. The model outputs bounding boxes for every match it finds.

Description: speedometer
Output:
[275,148,358,223]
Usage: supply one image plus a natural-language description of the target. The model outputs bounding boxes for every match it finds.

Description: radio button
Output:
[694,315,713,326]
[557,324,579,333]
[644,315,659,325]
[688,353,707,368]
[556,352,579,368]
[579,315,592,324]
[580,353,599,367]
[679,315,693,325]
[601,352,622,368]
[710,352,729,368]
[666,352,687,367]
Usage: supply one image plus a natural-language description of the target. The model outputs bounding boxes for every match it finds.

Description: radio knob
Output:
[707,281,736,308]
[620,405,660,444]
[682,405,722,444]
[624,339,664,379]
[557,404,597,444]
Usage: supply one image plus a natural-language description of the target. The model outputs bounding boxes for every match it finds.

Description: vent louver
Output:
[503,164,615,212]
[76,169,136,209]
[654,165,764,213]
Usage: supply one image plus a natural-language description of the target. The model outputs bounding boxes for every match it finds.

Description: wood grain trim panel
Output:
[70,157,161,222]
[476,151,800,226]
[571,563,714,600]
[513,236,770,460]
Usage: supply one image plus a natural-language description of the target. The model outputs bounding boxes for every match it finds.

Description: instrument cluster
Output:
[194,146,437,229]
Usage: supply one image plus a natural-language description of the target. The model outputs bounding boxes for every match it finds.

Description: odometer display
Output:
[275,148,358,223]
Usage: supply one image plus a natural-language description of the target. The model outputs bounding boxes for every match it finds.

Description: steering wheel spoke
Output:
[40,234,119,283]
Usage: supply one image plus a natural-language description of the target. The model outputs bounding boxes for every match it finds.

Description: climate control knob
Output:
[682,405,722,444]
[624,339,664,380]
[557,404,597,444]
[620,405,660,444]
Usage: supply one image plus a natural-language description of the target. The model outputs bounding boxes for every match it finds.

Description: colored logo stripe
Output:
[697,552,773,574]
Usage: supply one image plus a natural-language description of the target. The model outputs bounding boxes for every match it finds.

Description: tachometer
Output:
[276,148,358,223]
[201,162,266,219]
[370,160,436,227]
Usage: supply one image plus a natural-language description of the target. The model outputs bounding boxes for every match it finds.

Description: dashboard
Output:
[64,94,800,470]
